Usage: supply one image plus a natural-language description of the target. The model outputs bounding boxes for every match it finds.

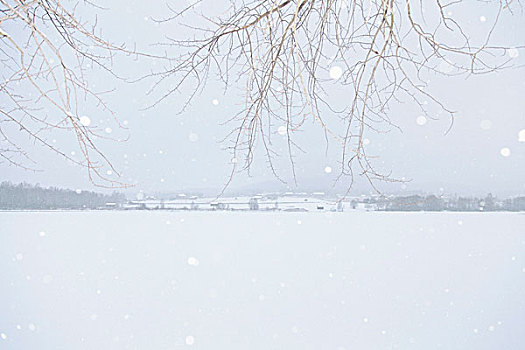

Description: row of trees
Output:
[378,194,525,212]
[0,182,125,210]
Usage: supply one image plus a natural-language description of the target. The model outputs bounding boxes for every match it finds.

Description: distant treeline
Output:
[0,182,125,210]
[378,194,525,212]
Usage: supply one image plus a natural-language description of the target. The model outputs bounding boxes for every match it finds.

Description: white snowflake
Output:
[500,147,511,157]
[187,257,199,266]
[79,116,91,127]
[185,335,195,345]
[508,48,519,58]
[480,120,492,130]
[329,66,343,80]
[277,125,287,135]
[518,129,525,142]
[324,166,332,174]
[188,133,199,142]
[416,116,427,126]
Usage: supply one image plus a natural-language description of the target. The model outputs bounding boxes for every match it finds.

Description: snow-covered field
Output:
[1,211,524,350]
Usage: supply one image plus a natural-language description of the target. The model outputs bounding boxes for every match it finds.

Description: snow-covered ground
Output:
[1,211,524,350]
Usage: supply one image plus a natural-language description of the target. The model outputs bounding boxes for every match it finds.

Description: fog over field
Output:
[1,211,524,350]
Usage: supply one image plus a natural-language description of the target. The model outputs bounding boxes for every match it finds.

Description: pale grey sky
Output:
[1,0,524,197]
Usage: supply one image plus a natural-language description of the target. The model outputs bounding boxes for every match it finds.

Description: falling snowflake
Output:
[329,66,343,80]
[500,148,511,157]
[79,116,91,127]
[480,16,487,22]
[187,257,199,266]
[212,99,219,106]
[508,48,519,58]
[188,133,199,142]
[106,170,113,176]
[75,189,82,194]
[480,120,492,130]
[105,127,112,134]
[0,333,6,340]
[518,129,525,142]
[185,335,195,345]
[324,166,332,174]
[277,125,287,135]
[416,116,427,126]
[363,138,370,146]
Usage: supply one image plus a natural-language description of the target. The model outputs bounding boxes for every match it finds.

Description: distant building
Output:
[249,198,259,210]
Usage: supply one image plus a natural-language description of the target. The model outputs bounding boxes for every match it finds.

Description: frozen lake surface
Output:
[1,211,524,349]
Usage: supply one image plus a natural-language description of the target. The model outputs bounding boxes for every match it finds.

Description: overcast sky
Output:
[2,0,524,197]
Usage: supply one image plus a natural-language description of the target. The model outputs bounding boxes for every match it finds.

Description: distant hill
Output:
[0,182,125,210]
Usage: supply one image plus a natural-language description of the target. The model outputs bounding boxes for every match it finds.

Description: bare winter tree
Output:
[0,0,138,187]
[149,0,522,193]
[1,0,522,191]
